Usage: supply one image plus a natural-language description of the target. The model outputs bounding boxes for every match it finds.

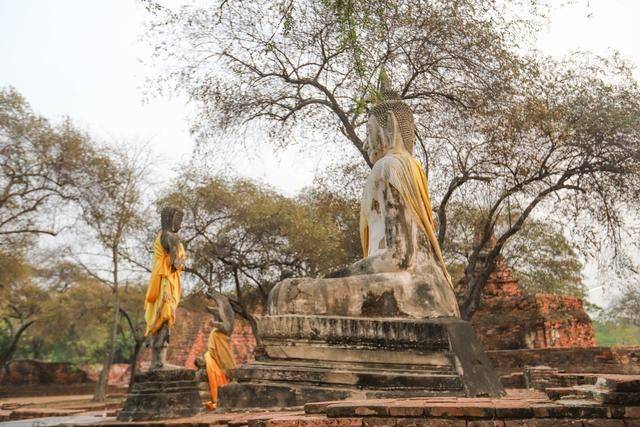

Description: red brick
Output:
[396,420,465,427]
[468,421,505,427]
[503,421,538,427]
[335,418,363,427]
[582,419,625,427]
[386,404,425,417]
[266,418,299,427]
[422,402,493,418]
[298,416,338,426]
[327,403,389,418]
[529,420,582,427]
[361,417,396,427]
[530,404,564,418]
[304,401,334,414]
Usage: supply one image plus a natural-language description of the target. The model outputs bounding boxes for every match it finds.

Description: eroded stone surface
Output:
[116,368,202,421]
[269,272,458,319]
[218,316,504,409]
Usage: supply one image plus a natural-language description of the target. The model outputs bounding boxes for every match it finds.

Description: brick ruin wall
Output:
[488,345,640,376]
[458,257,595,350]
[138,307,257,369]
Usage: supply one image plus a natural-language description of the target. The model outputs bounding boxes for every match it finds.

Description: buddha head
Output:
[364,70,416,164]
[161,206,184,233]
[206,294,235,334]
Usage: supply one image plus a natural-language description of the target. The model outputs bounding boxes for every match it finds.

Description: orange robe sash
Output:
[144,232,185,336]
[204,328,236,410]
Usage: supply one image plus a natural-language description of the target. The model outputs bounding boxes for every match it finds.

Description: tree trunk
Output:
[229,268,264,353]
[0,320,34,371]
[127,339,144,391]
[460,253,499,321]
[93,248,121,402]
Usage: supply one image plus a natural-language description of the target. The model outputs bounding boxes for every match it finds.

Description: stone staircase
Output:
[546,374,640,406]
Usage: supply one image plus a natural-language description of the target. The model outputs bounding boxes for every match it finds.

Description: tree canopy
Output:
[145,0,640,318]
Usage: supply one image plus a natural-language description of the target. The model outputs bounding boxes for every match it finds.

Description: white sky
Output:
[2,0,639,306]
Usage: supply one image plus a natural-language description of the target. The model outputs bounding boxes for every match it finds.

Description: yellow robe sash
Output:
[204,328,236,410]
[360,150,454,290]
[144,232,185,336]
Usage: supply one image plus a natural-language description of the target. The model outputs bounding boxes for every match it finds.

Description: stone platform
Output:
[261,395,640,427]
[218,315,504,409]
[117,368,202,421]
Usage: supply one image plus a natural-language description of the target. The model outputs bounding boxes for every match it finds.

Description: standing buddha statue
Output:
[144,206,186,370]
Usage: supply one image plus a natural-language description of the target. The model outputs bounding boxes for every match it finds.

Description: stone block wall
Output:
[487,346,640,376]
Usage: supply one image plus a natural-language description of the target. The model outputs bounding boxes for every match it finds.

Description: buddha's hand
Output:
[172,259,185,272]
[195,357,205,370]
[324,266,351,278]
[324,258,375,278]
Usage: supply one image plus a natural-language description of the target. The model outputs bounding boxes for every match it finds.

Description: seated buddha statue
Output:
[268,74,460,319]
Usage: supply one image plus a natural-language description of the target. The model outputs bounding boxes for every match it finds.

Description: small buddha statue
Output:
[268,72,460,319]
[144,206,186,370]
[200,295,236,411]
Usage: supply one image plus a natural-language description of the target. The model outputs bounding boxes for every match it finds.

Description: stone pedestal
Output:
[117,368,202,421]
[218,315,504,409]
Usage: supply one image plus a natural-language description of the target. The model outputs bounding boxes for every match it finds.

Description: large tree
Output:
[443,204,584,297]
[74,146,149,401]
[147,1,640,319]
[0,87,92,249]
[0,87,94,371]
[0,252,49,372]
[157,171,360,331]
[145,0,535,163]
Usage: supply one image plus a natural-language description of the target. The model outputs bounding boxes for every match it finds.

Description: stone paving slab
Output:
[6,393,640,426]
[0,415,109,426]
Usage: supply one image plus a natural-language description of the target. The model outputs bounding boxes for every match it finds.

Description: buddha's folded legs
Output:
[268,271,459,319]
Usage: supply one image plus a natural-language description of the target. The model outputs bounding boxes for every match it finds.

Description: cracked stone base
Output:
[218,315,504,409]
[117,368,202,421]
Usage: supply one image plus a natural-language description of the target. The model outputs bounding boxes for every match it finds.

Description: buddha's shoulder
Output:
[374,154,403,169]
[372,154,405,175]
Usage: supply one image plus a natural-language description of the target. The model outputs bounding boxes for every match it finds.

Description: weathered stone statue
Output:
[201,295,236,410]
[269,75,459,319]
[218,72,504,410]
[144,206,185,370]
[119,207,201,421]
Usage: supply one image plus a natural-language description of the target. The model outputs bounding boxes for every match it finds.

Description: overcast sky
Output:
[2,0,639,305]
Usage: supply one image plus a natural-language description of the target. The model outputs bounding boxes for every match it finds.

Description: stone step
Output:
[131,379,200,393]
[545,386,591,401]
[594,390,640,405]
[219,381,466,409]
[546,380,640,406]
[258,316,453,350]
[249,358,456,374]
[600,374,640,392]
[235,364,463,390]
[262,342,456,367]
[555,373,599,387]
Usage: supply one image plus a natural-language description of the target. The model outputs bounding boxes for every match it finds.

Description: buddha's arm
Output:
[325,184,415,278]
[162,232,184,271]
[211,321,228,335]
